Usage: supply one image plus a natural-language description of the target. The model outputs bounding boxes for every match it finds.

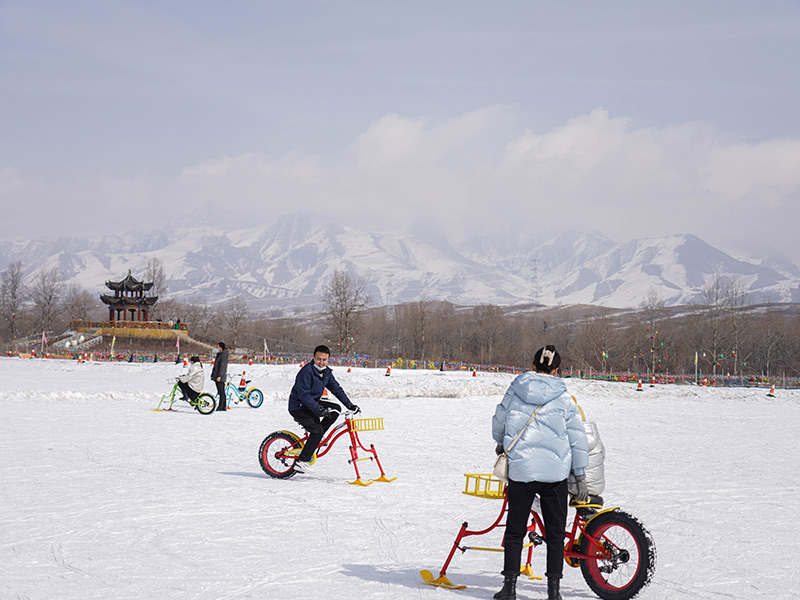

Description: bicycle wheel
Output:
[259,431,301,479]
[195,393,216,415]
[579,510,656,600]
[246,388,264,408]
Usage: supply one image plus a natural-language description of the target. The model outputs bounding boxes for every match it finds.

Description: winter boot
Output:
[493,573,517,600]
[547,576,563,600]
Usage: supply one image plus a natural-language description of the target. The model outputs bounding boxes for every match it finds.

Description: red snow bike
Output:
[258,409,396,485]
[421,474,656,600]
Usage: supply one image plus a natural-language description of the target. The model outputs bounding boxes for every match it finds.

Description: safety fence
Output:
[5,348,798,389]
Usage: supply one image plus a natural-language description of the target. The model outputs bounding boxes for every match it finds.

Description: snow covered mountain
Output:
[2,214,799,310]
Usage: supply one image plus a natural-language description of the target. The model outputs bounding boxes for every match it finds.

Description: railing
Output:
[70,320,188,332]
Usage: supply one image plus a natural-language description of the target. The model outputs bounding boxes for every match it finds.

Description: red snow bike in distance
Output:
[421,474,656,600]
[258,408,396,485]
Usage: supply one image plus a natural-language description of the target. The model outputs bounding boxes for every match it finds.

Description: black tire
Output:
[246,388,264,408]
[195,393,216,415]
[259,431,301,479]
[579,510,656,600]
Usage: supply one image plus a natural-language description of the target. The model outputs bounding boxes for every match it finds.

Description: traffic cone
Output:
[472,369,477,377]
[249,357,253,366]
[78,354,83,364]
[767,384,776,398]
[347,367,351,373]
[636,379,643,392]
[183,356,188,367]
[322,388,329,400]
[650,375,656,387]
[703,377,708,387]
[385,366,391,377]
[239,372,247,389]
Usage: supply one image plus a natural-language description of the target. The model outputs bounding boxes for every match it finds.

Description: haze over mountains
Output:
[2,213,799,311]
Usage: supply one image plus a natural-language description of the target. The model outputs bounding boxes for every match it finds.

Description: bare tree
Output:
[223,296,250,347]
[143,257,168,296]
[700,273,729,377]
[582,312,613,372]
[183,300,214,337]
[321,271,370,355]
[0,260,25,340]
[29,267,62,333]
[63,283,100,323]
[724,278,752,376]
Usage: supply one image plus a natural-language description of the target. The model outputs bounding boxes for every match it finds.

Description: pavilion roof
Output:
[105,270,155,292]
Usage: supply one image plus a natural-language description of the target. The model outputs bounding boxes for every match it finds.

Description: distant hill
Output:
[2,213,798,310]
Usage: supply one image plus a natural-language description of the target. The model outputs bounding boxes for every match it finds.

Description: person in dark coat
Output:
[210,342,229,412]
[288,345,359,473]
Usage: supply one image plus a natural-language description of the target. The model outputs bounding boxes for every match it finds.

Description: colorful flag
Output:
[42,331,47,345]
[264,339,269,354]
[176,336,180,350]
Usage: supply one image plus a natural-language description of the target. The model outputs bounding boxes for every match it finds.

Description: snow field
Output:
[1,358,799,599]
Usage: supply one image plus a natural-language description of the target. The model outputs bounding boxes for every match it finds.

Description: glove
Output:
[348,404,361,414]
[495,444,505,456]
[574,473,589,503]
[317,407,333,418]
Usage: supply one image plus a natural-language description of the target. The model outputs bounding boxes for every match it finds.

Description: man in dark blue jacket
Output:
[289,345,359,473]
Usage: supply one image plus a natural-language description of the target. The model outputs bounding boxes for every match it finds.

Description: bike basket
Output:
[462,473,506,500]
[349,417,384,431]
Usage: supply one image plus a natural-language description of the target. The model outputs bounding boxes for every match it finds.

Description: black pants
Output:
[215,379,227,410]
[177,381,200,401]
[503,478,568,579]
[289,401,341,461]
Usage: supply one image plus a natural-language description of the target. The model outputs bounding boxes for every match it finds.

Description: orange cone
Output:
[472,369,477,377]
[183,356,188,367]
[385,366,391,377]
[650,375,656,387]
[767,384,776,397]
[636,379,643,392]
[239,372,247,389]
[347,367,351,373]
[78,354,83,364]
[249,357,253,366]
[322,388,329,400]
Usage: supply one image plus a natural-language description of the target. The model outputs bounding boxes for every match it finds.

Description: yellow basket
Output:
[349,417,384,432]
[462,473,506,500]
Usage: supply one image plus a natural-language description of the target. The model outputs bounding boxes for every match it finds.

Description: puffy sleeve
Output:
[565,396,589,476]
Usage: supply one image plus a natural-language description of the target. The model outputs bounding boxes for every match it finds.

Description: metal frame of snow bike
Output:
[258,410,396,485]
[420,473,655,600]
[152,380,216,415]
[220,374,263,409]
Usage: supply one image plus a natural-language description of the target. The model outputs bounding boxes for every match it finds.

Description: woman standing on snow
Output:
[491,346,590,600]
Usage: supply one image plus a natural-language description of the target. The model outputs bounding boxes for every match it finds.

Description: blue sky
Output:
[2,1,799,256]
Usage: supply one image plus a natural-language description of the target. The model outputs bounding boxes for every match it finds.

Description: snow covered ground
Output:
[1,357,798,599]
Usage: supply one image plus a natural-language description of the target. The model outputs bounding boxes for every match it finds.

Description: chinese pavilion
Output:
[100,270,158,323]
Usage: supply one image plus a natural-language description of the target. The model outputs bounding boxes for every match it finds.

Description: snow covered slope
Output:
[1,357,798,599]
[1,215,798,309]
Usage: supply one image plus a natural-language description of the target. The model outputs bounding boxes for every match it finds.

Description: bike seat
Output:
[570,494,604,515]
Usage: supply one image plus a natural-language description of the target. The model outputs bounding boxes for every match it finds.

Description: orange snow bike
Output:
[421,473,656,600]
[258,409,396,485]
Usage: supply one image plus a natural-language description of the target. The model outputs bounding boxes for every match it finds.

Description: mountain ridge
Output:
[2,216,798,310]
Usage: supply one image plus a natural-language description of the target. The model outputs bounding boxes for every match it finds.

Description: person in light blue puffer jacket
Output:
[491,345,589,600]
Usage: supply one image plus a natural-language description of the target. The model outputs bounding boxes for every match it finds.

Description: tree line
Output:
[2,262,799,377]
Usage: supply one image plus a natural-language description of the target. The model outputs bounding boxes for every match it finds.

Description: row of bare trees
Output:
[318,271,800,378]
[3,262,800,377]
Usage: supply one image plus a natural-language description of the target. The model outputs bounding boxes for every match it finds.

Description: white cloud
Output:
[3,107,800,256]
